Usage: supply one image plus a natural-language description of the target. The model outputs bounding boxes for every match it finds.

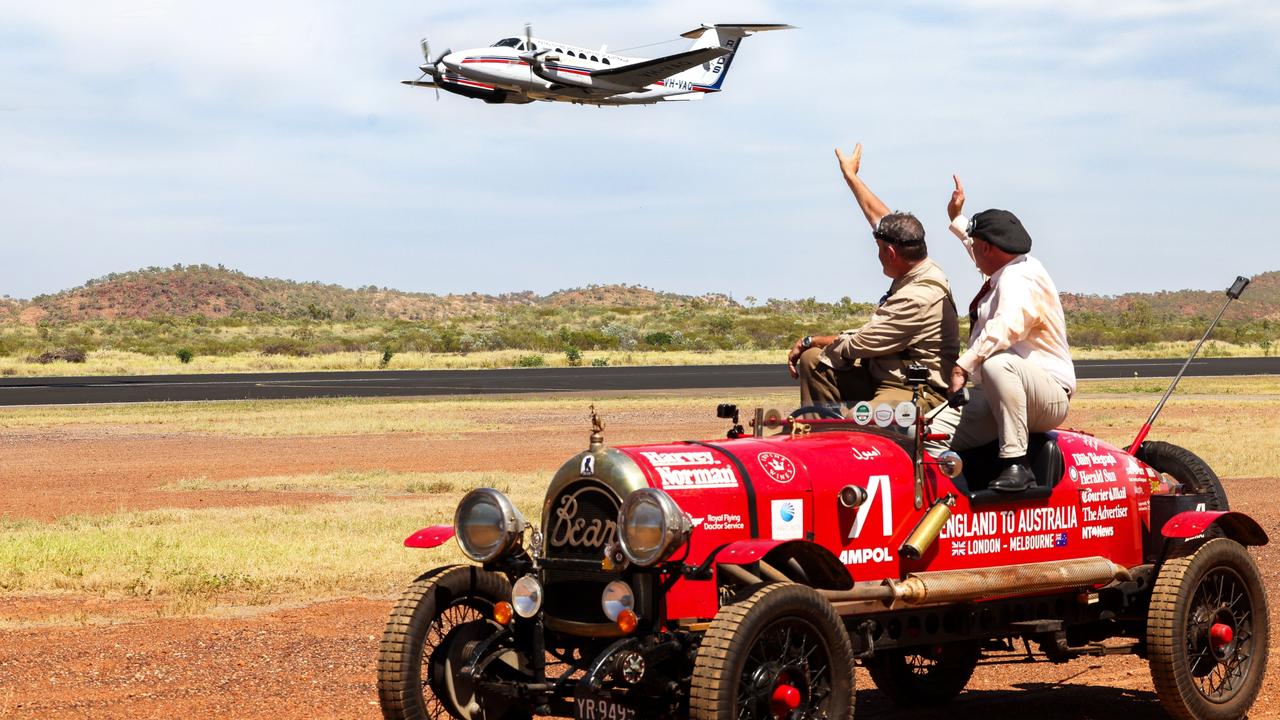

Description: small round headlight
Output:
[454,488,527,562]
[601,580,635,622]
[511,575,543,618]
[618,488,691,567]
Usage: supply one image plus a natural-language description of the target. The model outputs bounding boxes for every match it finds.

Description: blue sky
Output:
[2,0,1278,306]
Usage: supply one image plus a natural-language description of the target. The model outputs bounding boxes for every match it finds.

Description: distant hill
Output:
[1061,271,1280,322]
[13,265,737,324]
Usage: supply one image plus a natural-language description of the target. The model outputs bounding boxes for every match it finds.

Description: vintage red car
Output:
[375,379,1269,720]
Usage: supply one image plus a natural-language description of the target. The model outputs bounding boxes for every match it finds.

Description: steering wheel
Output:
[789,405,844,420]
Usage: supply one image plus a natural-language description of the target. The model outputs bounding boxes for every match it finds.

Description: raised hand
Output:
[834,143,863,178]
[947,174,965,220]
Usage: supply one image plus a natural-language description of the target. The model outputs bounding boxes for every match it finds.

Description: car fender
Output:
[404,525,456,549]
[714,539,853,590]
[1161,511,1268,546]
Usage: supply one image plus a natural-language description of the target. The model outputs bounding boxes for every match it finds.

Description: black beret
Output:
[969,209,1032,254]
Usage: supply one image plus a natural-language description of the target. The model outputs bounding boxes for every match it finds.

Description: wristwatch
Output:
[801,336,813,349]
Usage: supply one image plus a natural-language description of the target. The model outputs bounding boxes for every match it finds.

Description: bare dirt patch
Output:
[1,390,1277,718]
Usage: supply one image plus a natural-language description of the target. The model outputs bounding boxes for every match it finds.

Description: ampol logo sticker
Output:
[771,499,804,540]
[852,401,873,425]
[757,452,797,484]
[873,403,894,428]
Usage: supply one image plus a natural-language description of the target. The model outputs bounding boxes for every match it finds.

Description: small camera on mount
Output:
[905,364,930,387]
[716,403,739,420]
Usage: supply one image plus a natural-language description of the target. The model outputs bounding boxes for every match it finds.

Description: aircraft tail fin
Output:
[674,24,792,91]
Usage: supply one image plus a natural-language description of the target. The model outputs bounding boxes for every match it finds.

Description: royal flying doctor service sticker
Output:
[874,403,894,428]
[852,402,873,425]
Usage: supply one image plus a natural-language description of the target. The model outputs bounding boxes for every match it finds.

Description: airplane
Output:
[402,23,792,106]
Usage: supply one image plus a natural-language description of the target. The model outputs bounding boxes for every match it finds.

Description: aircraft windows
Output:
[602,58,610,65]
[492,38,520,48]
[530,43,537,50]
[591,55,598,62]
[556,47,563,53]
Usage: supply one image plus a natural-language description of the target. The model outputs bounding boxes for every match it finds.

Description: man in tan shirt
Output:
[787,144,960,412]
[927,177,1075,492]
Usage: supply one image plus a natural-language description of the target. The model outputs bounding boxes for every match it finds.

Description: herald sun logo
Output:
[757,452,796,484]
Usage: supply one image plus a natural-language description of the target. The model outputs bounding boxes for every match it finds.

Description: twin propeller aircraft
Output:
[403,23,792,106]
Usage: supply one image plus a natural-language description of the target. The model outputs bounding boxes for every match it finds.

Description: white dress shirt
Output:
[950,215,1076,395]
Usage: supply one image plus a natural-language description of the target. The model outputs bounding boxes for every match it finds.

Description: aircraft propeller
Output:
[415,37,452,100]
[518,22,555,67]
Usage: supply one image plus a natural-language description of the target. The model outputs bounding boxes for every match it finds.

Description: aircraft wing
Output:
[401,79,439,89]
[590,46,730,89]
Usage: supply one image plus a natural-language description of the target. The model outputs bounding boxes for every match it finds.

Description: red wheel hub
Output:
[1209,622,1234,650]
[770,683,801,718]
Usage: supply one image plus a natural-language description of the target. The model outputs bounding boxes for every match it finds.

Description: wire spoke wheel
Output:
[865,641,980,708]
[691,583,855,720]
[1148,538,1269,720]
[379,565,524,720]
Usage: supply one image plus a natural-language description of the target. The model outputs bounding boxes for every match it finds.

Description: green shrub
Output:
[380,348,394,368]
[176,347,194,364]
[515,354,545,368]
[591,357,609,367]
[565,347,583,366]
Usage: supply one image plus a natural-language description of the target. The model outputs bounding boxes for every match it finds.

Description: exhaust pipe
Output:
[822,557,1131,606]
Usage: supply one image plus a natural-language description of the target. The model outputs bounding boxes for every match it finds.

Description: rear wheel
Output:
[1148,538,1269,720]
[1137,441,1228,510]
[378,565,528,720]
[690,583,855,720]
[865,640,980,707]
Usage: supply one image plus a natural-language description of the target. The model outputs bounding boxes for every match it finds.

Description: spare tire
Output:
[1136,441,1228,510]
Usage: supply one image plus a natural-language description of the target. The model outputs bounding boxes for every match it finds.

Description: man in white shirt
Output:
[928,177,1075,492]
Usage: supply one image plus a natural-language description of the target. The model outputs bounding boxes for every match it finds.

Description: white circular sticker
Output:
[757,451,797,484]
[852,401,873,426]
[894,401,917,428]
[873,403,894,428]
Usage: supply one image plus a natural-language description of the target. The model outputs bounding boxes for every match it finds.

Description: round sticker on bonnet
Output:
[852,401,873,425]
[894,401,917,428]
[874,403,894,428]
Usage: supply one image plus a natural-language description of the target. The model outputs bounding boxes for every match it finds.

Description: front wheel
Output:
[865,640,980,707]
[1148,538,1270,720]
[690,583,855,720]
[378,565,527,720]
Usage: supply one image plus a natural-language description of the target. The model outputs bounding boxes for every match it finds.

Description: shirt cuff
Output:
[949,215,970,239]
[956,350,980,375]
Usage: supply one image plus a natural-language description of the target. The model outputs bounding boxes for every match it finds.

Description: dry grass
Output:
[0,348,786,377]
[164,470,548,497]
[1,342,1272,377]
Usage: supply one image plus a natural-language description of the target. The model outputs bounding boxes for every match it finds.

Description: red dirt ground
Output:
[0,411,1276,719]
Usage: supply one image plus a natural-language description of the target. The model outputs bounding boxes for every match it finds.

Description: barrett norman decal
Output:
[771,499,804,540]
[639,450,738,490]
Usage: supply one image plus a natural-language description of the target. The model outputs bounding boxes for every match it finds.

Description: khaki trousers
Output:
[927,351,1069,458]
[797,347,938,412]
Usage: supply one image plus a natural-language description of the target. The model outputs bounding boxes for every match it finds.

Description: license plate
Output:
[574,697,636,720]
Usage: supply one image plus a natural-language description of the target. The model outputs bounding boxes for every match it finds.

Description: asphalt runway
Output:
[0,357,1276,406]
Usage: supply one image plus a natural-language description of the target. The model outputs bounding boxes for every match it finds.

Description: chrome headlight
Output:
[511,575,543,618]
[454,488,528,562]
[601,580,635,622]
[617,488,692,566]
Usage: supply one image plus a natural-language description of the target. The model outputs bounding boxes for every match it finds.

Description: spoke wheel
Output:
[865,641,980,707]
[378,565,527,720]
[1148,538,1269,720]
[691,583,855,720]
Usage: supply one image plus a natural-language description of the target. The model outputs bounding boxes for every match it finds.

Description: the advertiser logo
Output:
[771,499,804,540]
[757,452,797,484]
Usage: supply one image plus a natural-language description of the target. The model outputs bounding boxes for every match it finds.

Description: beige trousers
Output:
[797,347,941,412]
[927,351,1069,458]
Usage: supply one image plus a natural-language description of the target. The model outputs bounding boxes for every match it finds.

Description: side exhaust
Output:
[821,556,1131,607]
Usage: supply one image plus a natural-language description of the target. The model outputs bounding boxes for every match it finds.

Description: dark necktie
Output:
[968,279,992,335]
